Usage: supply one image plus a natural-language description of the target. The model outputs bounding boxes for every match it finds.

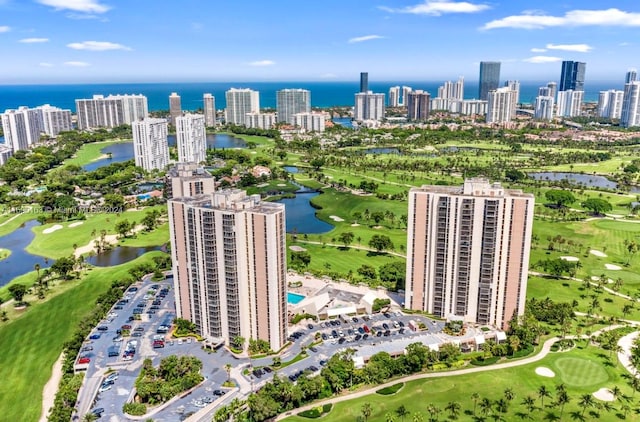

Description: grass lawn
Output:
[62,139,131,167]
[0,252,166,422]
[0,247,10,261]
[0,211,37,237]
[118,222,169,248]
[283,346,632,422]
[26,206,166,259]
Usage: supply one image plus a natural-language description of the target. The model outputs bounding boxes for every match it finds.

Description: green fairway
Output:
[0,252,166,422]
[61,139,131,167]
[283,346,631,422]
[0,211,37,237]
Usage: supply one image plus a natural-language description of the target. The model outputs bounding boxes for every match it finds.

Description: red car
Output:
[121,324,132,330]
[78,357,90,364]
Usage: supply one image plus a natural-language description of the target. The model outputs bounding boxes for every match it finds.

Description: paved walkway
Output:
[274,327,616,421]
[618,331,640,378]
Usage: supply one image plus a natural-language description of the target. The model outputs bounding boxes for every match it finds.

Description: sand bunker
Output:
[605,264,622,270]
[68,222,84,228]
[593,388,615,401]
[560,256,579,262]
[351,223,360,227]
[277,183,287,187]
[590,250,607,257]
[43,224,63,234]
[329,215,344,222]
[535,367,555,378]
[289,246,307,252]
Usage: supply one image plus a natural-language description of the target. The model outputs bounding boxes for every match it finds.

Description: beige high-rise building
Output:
[168,189,287,350]
[405,178,534,329]
[203,93,216,127]
[166,162,216,199]
[169,92,182,125]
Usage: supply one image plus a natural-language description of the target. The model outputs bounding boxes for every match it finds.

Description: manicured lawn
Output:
[62,139,131,167]
[0,252,165,422]
[118,222,169,248]
[283,346,632,422]
[0,211,37,237]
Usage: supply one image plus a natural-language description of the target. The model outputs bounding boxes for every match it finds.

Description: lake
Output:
[277,192,333,234]
[85,245,164,267]
[528,172,640,193]
[0,219,50,288]
[167,133,247,149]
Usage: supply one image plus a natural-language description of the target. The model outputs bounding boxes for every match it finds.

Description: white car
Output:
[98,384,112,393]
[105,372,119,382]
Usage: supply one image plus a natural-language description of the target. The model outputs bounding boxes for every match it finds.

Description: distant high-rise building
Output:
[556,90,584,117]
[534,95,555,121]
[621,81,640,128]
[169,92,182,125]
[166,162,215,200]
[360,72,368,93]
[406,90,431,121]
[176,114,206,164]
[479,61,501,101]
[354,92,385,121]
[626,69,638,84]
[597,90,624,119]
[36,105,72,137]
[225,88,260,126]
[203,93,216,127]
[486,87,516,123]
[276,89,310,125]
[388,86,401,107]
[438,77,464,100]
[293,112,325,132]
[546,82,557,100]
[168,189,287,350]
[401,86,413,106]
[405,178,534,329]
[559,61,586,91]
[504,80,520,116]
[1,107,41,151]
[132,118,169,171]
[0,144,12,165]
[75,94,148,130]
[245,112,276,129]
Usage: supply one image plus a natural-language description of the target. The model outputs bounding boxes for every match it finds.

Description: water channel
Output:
[277,192,333,234]
[528,172,640,193]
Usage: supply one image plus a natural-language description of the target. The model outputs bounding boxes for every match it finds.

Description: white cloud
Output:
[0,25,10,33]
[523,56,563,63]
[66,13,107,21]
[348,35,385,43]
[530,47,547,53]
[249,60,275,67]
[20,37,49,43]
[64,61,90,67]
[546,43,592,53]
[39,62,54,67]
[37,0,110,13]
[67,41,131,51]
[483,8,640,30]
[380,1,489,16]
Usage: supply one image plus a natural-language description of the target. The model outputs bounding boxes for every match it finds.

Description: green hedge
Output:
[376,382,404,395]
[298,404,333,418]
[123,402,147,416]
[507,345,535,359]
[470,356,500,366]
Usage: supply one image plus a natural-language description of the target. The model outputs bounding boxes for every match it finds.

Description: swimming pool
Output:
[287,292,306,305]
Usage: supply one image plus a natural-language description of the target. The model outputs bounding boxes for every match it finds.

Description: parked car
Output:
[105,372,119,382]
[90,408,105,417]
[81,346,93,352]
[307,324,314,330]
[89,333,101,340]
[78,357,90,364]
[97,326,108,331]
[309,346,318,353]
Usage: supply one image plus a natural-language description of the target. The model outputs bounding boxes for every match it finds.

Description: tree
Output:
[224,363,232,382]
[471,392,480,416]
[412,413,424,422]
[556,390,570,419]
[290,251,311,269]
[370,211,386,225]
[445,401,461,420]
[545,190,576,208]
[232,336,245,350]
[338,232,355,248]
[361,402,373,422]
[396,405,410,422]
[578,393,594,417]
[141,209,161,232]
[8,284,27,303]
[538,385,551,408]
[503,388,515,402]
[378,261,406,291]
[521,395,536,414]
[624,239,639,265]
[51,256,76,280]
[103,193,125,210]
[309,157,325,171]
[581,198,612,215]
[115,219,133,238]
[369,234,394,252]
[357,264,377,281]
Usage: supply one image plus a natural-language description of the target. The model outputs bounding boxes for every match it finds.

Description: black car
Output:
[352,317,359,323]
[399,328,406,334]
[263,366,273,373]
[376,331,383,337]
[331,330,338,338]
[128,316,135,321]
[97,326,108,331]
[338,337,346,344]
[90,408,105,417]
[307,323,314,330]
[136,303,145,308]
[113,305,123,310]
[363,334,369,340]
[321,333,328,340]
[384,330,391,336]
[309,346,318,353]
[253,369,264,378]
[309,365,319,372]
[398,321,405,327]
[355,334,362,341]
[383,312,391,318]
[363,315,371,321]
[213,389,225,396]
[382,323,389,330]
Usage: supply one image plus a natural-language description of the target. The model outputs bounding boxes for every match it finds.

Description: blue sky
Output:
[0,0,638,83]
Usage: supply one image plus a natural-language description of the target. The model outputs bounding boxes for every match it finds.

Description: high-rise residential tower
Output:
[559,61,586,91]
[176,113,207,164]
[360,72,368,93]
[1,107,41,151]
[534,95,555,121]
[621,81,640,128]
[132,118,169,171]
[626,69,638,84]
[354,92,385,121]
[35,105,73,137]
[388,86,401,107]
[225,88,260,126]
[169,92,182,125]
[486,87,516,123]
[597,90,624,119]
[556,90,584,117]
[276,89,311,125]
[166,162,215,200]
[479,61,501,101]
[168,189,287,350]
[203,93,216,127]
[406,90,431,121]
[75,94,148,130]
[405,178,534,329]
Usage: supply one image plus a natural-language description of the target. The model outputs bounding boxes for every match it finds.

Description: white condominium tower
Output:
[293,112,325,132]
[203,93,216,127]
[246,113,276,129]
[405,178,534,329]
[388,86,401,107]
[132,118,169,171]
[621,81,640,128]
[354,92,385,121]
[1,107,41,151]
[437,77,464,100]
[597,90,624,119]
[75,94,148,130]
[276,89,310,125]
[556,90,584,117]
[35,105,73,137]
[486,87,516,123]
[176,114,207,164]
[225,88,260,126]
[534,96,555,121]
[168,189,287,350]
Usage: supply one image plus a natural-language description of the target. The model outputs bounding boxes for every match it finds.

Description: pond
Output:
[277,192,333,234]
[0,219,50,288]
[528,172,640,193]
[363,147,400,155]
[283,166,299,174]
[85,245,164,267]
[167,133,247,149]
[82,142,134,172]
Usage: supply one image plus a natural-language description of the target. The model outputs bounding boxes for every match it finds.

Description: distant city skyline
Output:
[0,1,639,83]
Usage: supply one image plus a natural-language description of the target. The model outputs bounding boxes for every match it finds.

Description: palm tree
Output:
[504,388,515,402]
[34,263,41,281]
[611,385,622,402]
[479,398,492,417]
[538,385,551,408]
[445,401,461,420]
[578,394,594,417]
[385,413,396,422]
[521,395,536,414]
[426,404,440,422]
[224,363,232,382]
[621,403,631,418]
[631,376,640,398]
[556,390,570,420]
[396,405,409,422]
[411,413,424,422]
[471,392,480,416]
[361,403,373,422]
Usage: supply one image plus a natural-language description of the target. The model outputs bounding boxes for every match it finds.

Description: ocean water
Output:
[0,81,623,112]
